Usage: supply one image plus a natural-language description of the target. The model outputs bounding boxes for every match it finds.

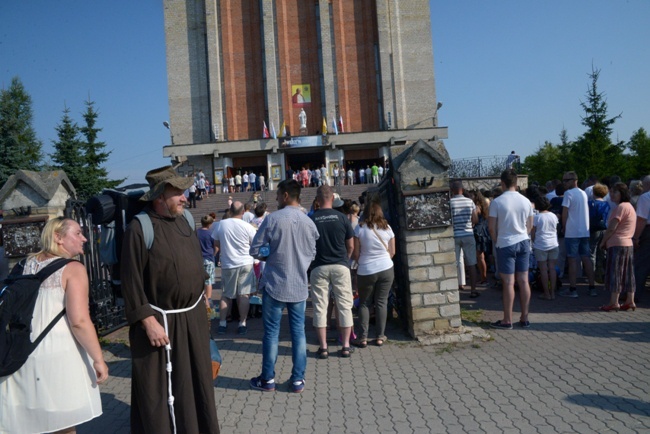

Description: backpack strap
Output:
[28,258,75,356]
[134,212,154,250]
[183,209,196,231]
[35,258,75,282]
[135,210,195,251]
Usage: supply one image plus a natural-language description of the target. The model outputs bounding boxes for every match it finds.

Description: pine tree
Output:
[570,67,623,180]
[51,106,85,197]
[0,77,43,185]
[627,128,650,178]
[77,100,123,199]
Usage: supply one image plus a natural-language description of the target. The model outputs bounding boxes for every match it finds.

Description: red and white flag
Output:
[332,116,339,135]
[262,121,270,138]
[338,115,344,133]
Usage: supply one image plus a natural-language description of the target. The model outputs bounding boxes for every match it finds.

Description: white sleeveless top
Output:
[0,256,102,433]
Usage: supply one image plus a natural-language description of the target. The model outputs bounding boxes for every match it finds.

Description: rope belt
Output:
[150,293,205,434]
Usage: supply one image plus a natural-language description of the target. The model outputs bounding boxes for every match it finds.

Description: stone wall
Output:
[404,226,461,334]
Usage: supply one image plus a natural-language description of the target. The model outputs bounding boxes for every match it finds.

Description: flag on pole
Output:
[262,121,270,138]
[271,122,277,139]
[339,115,344,133]
[279,121,286,138]
[322,117,328,136]
[332,116,339,135]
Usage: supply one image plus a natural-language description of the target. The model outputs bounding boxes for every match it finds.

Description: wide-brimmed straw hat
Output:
[139,166,195,201]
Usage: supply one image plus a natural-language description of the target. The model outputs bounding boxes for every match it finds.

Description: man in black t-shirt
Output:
[310,185,355,358]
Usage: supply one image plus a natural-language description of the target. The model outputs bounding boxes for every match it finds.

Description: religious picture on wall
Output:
[292,84,311,108]
[271,165,282,181]
[214,169,223,185]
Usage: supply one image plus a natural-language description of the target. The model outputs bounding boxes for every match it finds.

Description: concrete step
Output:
[187,183,374,225]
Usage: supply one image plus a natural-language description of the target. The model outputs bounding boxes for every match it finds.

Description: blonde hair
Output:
[32,217,75,258]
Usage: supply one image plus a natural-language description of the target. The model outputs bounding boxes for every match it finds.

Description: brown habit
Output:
[121,210,219,433]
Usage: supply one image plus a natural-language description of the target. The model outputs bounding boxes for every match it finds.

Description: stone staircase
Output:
[187,183,373,225]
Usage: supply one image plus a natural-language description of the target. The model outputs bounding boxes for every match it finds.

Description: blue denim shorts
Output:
[496,239,530,275]
[565,237,590,258]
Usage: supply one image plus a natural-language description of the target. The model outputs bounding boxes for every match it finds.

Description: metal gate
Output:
[65,199,126,335]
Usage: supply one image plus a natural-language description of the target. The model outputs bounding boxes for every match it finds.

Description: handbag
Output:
[210,339,222,380]
[371,227,390,253]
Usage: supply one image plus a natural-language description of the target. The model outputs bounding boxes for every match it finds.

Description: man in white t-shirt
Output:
[488,169,534,329]
[243,171,250,192]
[633,175,650,300]
[559,171,596,298]
[212,201,257,335]
[347,168,354,185]
[249,172,257,192]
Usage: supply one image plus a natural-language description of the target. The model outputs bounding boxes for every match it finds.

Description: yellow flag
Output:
[322,117,328,136]
[279,121,286,137]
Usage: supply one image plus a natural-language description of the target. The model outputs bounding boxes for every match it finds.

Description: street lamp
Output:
[163,121,174,145]
[433,102,443,127]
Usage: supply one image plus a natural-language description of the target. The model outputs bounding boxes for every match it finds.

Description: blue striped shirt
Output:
[250,206,319,302]
[450,195,475,238]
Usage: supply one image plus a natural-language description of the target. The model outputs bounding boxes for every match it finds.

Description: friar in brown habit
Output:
[121,166,219,433]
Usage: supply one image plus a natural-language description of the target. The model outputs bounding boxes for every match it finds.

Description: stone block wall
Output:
[404,227,461,334]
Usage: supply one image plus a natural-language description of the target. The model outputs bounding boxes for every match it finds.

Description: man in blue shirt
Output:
[249,180,319,393]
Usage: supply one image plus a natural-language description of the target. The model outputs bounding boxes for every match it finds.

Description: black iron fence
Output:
[449,155,520,178]
[65,199,126,335]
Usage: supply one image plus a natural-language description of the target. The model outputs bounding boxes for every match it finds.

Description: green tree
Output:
[77,100,123,199]
[627,128,650,178]
[521,129,573,184]
[0,77,43,185]
[51,106,85,197]
[570,67,624,180]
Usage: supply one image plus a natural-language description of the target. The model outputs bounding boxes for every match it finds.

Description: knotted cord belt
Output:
[150,293,205,434]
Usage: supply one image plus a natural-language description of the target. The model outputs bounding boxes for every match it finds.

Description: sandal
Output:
[375,339,385,347]
[316,348,328,359]
[339,347,353,358]
[469,291,480,298]
[351,339,367,348]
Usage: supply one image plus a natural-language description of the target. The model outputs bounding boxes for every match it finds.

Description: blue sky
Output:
[1,1,649,184]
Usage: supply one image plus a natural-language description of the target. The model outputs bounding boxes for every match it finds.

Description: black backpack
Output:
[0,258,74,377]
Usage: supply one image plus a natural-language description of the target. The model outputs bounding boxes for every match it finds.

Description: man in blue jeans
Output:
[559,171,596,298]
[488,169,534,329]
[249,179,319,393]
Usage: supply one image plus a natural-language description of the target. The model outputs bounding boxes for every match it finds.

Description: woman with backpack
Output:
[0,217,108,433]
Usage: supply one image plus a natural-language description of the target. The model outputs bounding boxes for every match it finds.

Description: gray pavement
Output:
[80,280,650,433]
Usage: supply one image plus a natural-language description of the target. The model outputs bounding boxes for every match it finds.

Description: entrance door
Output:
[285,151,325,175]
[233,155,267,191]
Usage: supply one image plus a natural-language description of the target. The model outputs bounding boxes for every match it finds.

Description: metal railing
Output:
[65,199,126,335]
[449,155,519,178]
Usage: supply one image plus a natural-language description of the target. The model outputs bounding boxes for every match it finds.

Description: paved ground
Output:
[79,277,650,434]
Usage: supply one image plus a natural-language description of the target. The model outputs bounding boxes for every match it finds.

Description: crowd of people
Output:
[190,180,395,397]
[6,162,647,433]
[283,162,387,188]
[450,170,649,330]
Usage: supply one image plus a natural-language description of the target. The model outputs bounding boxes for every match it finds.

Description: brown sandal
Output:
[375,339,384,347]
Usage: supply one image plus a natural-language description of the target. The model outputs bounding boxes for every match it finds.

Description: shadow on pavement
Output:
[77,393,131,434]
[566,394,650,416]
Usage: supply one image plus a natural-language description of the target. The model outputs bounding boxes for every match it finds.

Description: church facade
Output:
[162,0,447,188]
